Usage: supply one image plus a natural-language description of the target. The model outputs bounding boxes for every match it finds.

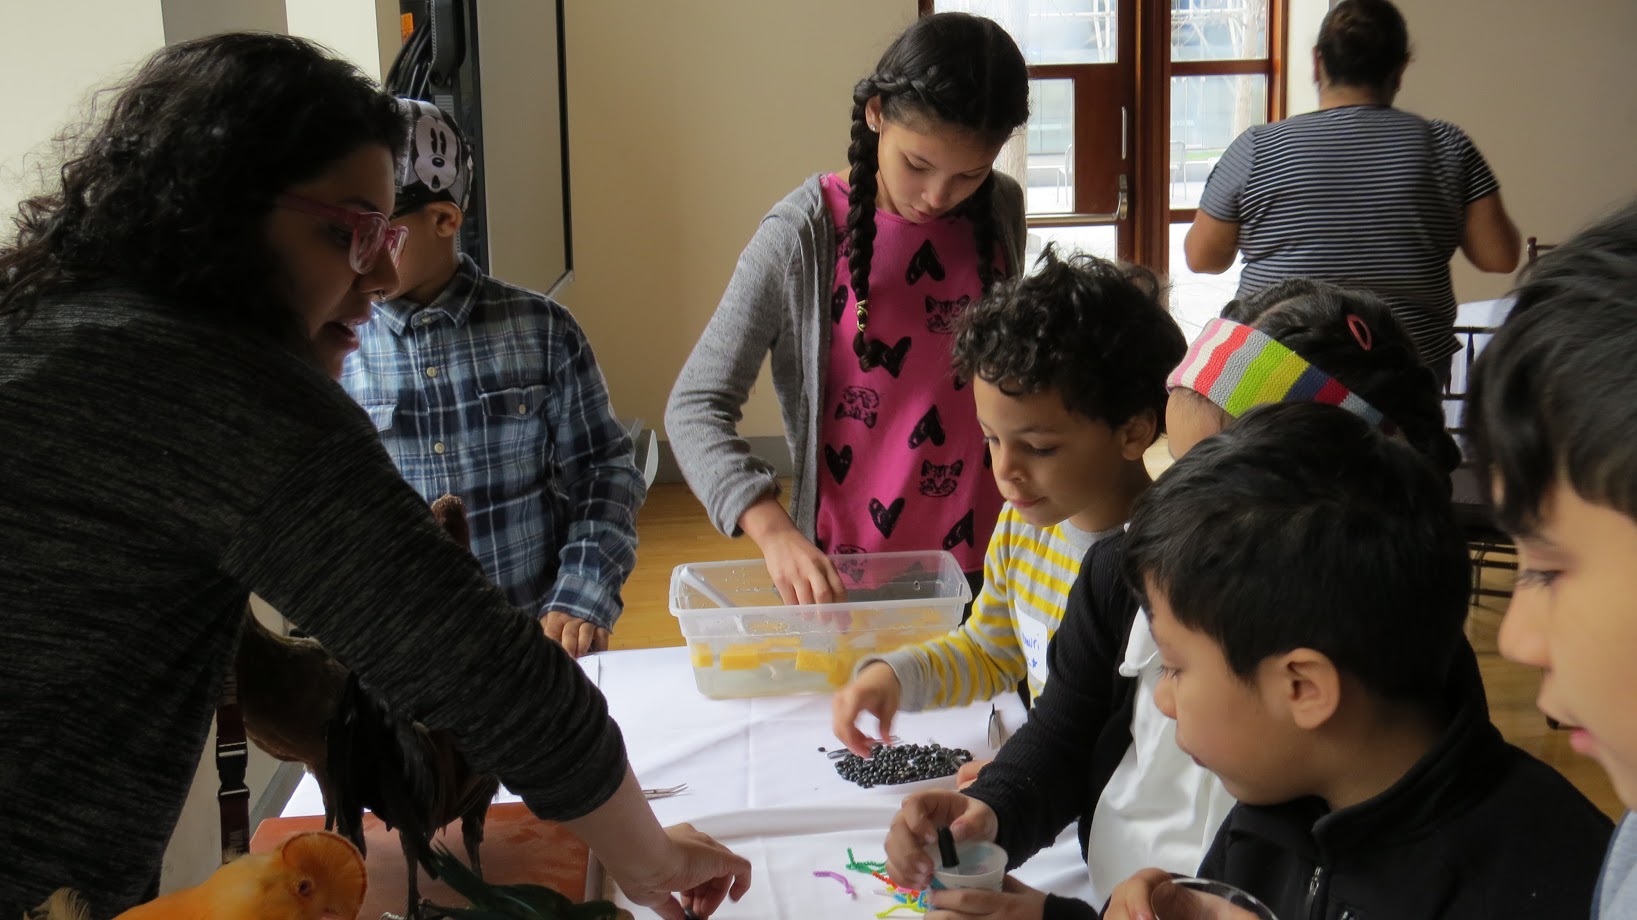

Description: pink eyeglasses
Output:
[274,193,409,274]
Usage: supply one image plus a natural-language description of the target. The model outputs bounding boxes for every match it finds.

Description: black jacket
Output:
[962,533,1141,920]
[1199,656,1612,920]
[964,532,1612,920]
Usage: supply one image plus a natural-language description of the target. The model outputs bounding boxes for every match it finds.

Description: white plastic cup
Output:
[925,839,1007,891]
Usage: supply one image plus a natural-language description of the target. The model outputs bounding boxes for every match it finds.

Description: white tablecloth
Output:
[282,646,1098,914]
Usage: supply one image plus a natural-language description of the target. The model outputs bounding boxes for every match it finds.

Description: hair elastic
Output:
[1347,313,1374,351]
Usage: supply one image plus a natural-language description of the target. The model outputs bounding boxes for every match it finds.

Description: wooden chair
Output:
[1527,236,1556,264]
[1445,325,1518,605]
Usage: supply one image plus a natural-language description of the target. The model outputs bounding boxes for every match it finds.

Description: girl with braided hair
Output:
[666,13,1029,606]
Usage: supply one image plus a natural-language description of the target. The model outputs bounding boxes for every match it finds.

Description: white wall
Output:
[1394,0,1637,301]
[0,2,165,222]
[563,1,919,439]
[285,0,397,81]
[1285,0,1327,116]
[161,0,286,44]
[478,1,570,298]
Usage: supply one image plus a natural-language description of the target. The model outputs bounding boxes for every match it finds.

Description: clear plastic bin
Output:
[670,550,970,699]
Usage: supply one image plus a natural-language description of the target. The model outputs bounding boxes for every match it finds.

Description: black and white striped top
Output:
[1200,105,1500,362]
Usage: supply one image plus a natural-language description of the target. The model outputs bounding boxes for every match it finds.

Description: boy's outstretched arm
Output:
[864,545,1025,713]
[541,311,646,655]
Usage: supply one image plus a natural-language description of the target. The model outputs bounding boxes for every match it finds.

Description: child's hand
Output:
[883,790,998,890]
[541,611,610,658]
[956,759,991,790]
[832,662,902,757]
[1106,864,1224,916]
[739,497,847,606]
[924,876,1046,919]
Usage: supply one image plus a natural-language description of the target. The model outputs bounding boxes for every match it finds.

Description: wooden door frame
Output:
[918,0,1288,274]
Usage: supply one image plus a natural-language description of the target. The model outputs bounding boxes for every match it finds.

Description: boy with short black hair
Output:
[1105,402,1610,920]
[1466,199,1637,919]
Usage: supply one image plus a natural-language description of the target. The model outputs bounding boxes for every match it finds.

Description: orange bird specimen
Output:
[26,831,366,920]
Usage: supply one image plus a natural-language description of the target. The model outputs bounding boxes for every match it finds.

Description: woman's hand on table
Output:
[612,822,752,920]
[925,875,1047,920]
[832,661,903,757]
[883,790,998,890]
[739,495,847,607]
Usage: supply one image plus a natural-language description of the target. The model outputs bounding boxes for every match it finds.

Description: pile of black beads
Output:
[831,742,973,788]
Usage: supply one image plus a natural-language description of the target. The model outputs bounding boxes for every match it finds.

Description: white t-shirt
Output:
[1084,610,1239,905]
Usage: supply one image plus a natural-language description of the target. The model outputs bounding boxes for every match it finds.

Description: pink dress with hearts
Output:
[812,173,1002,574]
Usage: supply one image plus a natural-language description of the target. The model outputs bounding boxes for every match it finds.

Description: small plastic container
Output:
[670,551,970,699]
[925,840,1007,891]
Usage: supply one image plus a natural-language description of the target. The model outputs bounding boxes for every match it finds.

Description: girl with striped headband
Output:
[1166,278,1461,472]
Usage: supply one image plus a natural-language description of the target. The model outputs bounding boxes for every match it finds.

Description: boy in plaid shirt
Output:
[343,98,643,656]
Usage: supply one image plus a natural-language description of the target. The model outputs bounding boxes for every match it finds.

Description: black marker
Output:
[937,825,959,868]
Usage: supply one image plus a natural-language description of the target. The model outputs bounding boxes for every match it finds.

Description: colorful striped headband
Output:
[1167,317,1389,430]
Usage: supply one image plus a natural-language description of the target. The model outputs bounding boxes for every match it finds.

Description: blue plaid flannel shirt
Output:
[341,255,644,629]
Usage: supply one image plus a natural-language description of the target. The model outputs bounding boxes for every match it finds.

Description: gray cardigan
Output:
[665,172,1027,539]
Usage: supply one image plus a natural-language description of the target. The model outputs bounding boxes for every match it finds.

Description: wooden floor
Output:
[613,453,1624,821]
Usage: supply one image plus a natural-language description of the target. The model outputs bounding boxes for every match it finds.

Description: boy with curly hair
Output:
[832,246,1186,755]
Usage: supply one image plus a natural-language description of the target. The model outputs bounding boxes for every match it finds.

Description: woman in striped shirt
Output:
[1185,0,1521,381]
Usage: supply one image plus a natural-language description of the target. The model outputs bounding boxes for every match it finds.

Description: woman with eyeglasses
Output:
[0,33,748,920]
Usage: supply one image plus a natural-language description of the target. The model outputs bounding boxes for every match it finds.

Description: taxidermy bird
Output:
[26,831,368,920]
[233,494,500,920]
[419,847,631,920]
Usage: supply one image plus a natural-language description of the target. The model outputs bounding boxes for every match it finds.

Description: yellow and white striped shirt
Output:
[874,505,1116,712]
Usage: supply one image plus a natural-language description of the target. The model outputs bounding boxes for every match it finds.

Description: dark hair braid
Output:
[845,77,884,365]
[843,13,1028,370]
[964,176,999,293]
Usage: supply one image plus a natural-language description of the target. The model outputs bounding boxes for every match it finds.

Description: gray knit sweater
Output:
[664,172,1027,540]
[0,289,626,916]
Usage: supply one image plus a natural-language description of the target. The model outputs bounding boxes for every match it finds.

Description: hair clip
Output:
[1346,314,1374,351]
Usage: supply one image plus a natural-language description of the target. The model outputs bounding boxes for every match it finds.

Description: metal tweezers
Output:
[642,782,689,800]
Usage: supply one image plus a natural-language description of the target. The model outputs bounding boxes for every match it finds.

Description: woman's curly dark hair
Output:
[0,32,407,352]
[1223,278,1462,473]
[952,244,1187,432]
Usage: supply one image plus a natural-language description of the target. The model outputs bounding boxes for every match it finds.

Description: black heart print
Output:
[869,497,906,538]
[943,510,975,551]
[859,336,912,378]
[824,444,853,484]
[831,285,848,325]
[905,239,946,285]
[908,405,946,449]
